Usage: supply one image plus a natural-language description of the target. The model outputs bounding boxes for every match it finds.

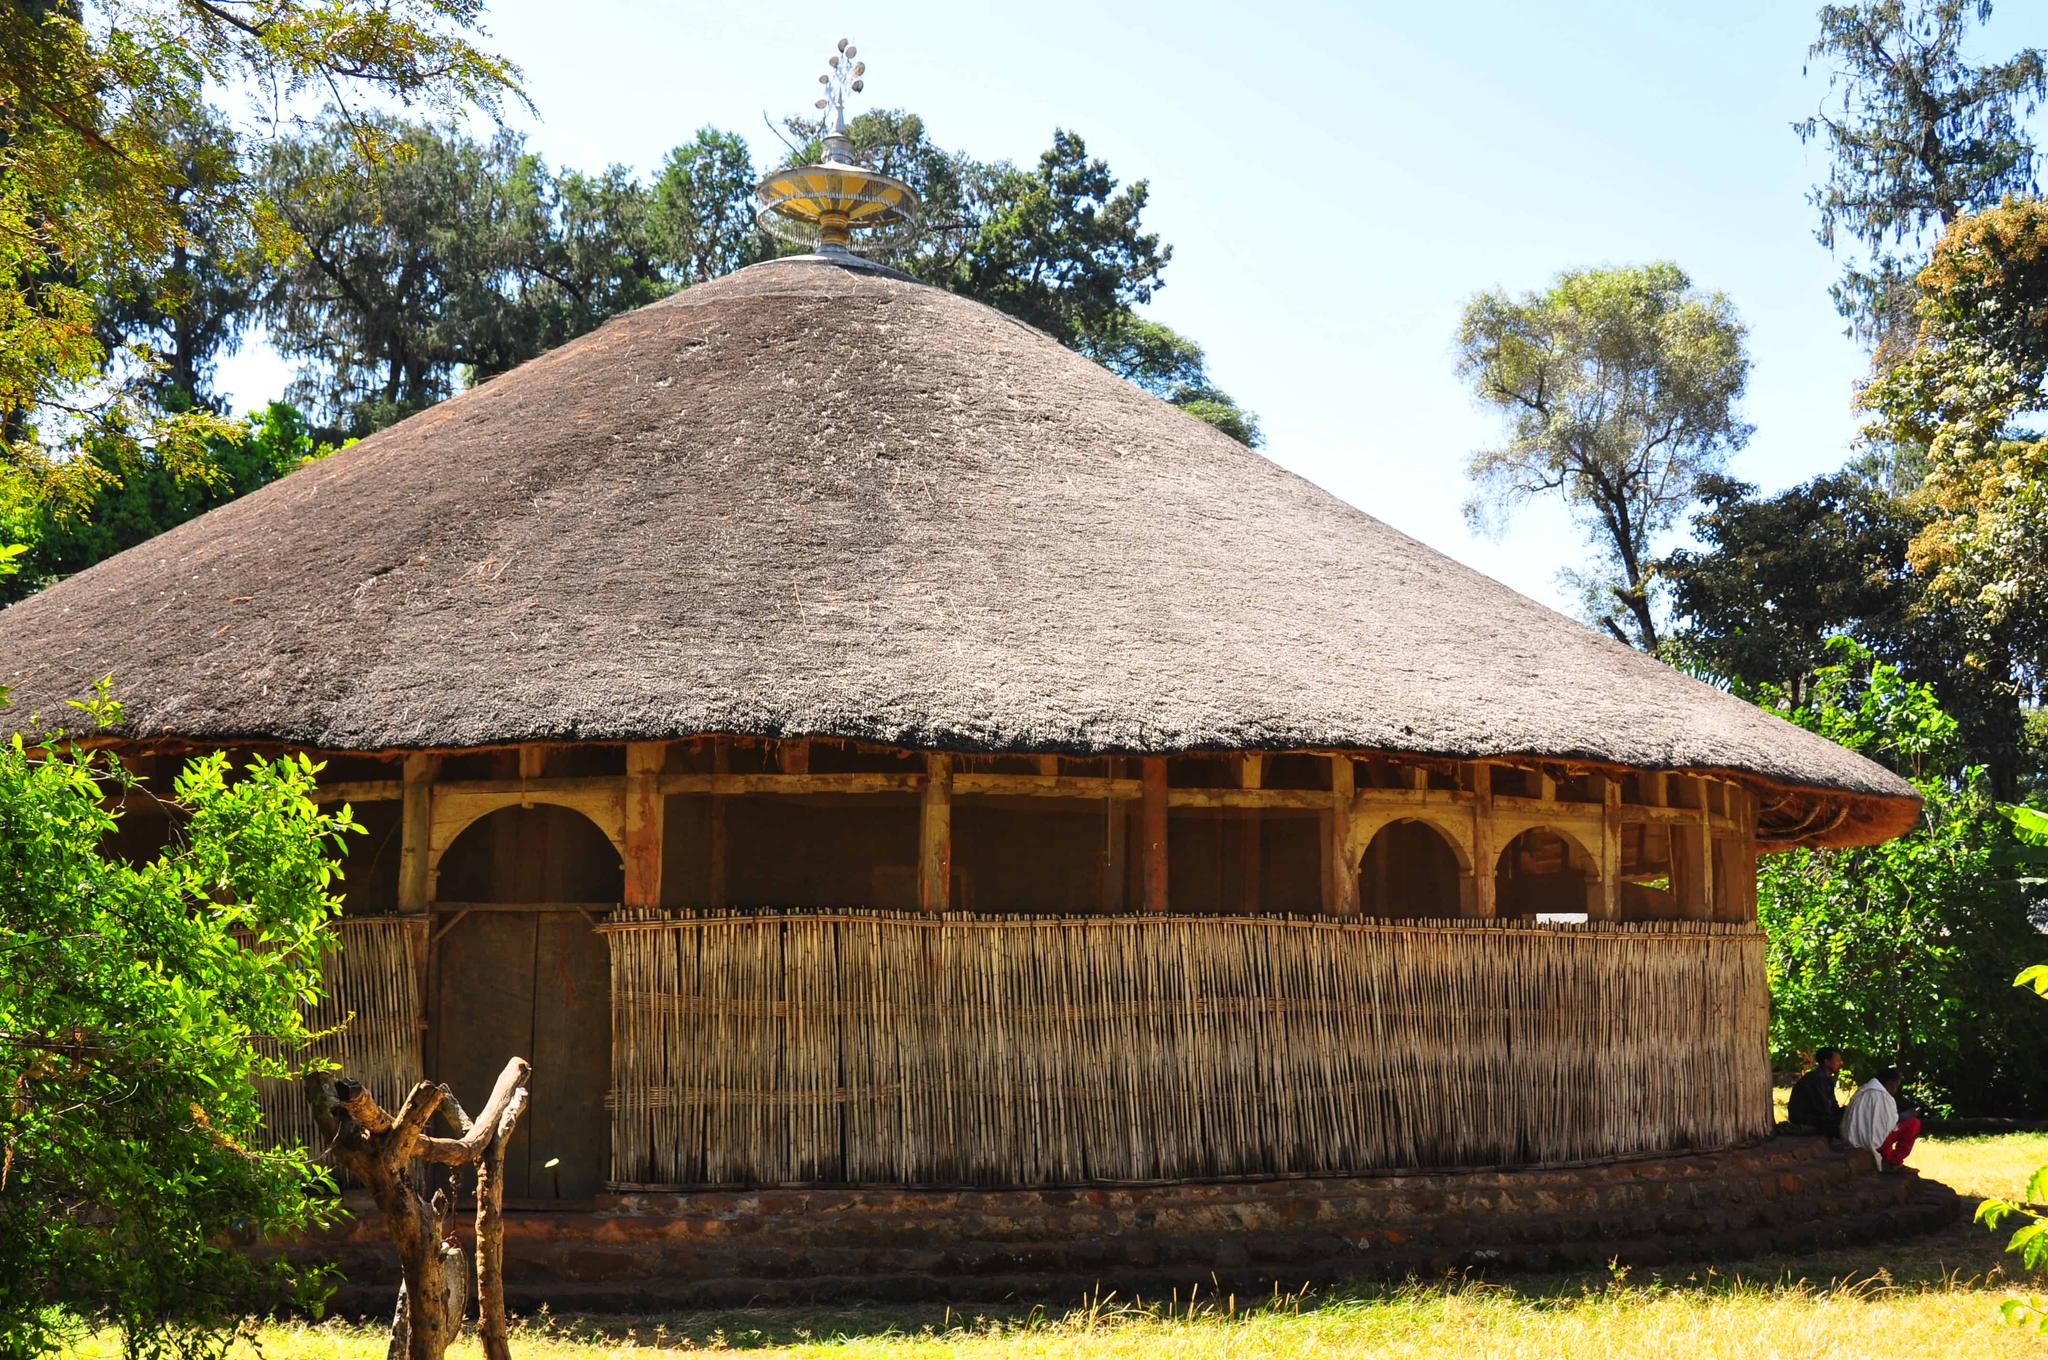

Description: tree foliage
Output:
[0,689,359,1359]
[1797,0,2048,347]
[1,402,324,605]
[0,0,522,463]
[648,129,766,285]
[1456,261,1752,650]
[1863,195,2048,689]
[1754,638,2046,1114]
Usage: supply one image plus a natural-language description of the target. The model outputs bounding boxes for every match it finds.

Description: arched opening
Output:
[432,804,620,1202]
[1494,827,1597,920]
[1358,819,1465,918]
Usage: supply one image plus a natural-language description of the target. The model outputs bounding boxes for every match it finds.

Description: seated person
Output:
[1787,1047,1845,1136]
[1842,1066,1921,1169]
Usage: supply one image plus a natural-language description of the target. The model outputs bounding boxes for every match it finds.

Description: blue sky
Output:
[216,0,2042,616]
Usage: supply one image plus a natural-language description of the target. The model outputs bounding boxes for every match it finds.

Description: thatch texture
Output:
[602,910,1770,1188]
[0,256,1913,842]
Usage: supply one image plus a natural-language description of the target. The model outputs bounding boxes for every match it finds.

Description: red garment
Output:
[1880,1115,1921,1166]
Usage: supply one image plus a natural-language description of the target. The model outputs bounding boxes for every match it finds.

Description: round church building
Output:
[0,152,1937,1299]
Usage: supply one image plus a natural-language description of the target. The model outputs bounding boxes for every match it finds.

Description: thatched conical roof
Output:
[0,256,1916,844]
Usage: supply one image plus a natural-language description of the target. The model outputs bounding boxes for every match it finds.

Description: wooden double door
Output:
[431,908,611,1201]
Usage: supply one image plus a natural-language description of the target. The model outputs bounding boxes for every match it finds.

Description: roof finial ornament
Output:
[755,37,920,257]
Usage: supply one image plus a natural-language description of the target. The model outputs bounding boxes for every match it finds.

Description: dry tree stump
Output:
[305,1057,532,1360]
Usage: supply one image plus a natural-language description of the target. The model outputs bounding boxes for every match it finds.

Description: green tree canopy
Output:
[1798,0,2047,347]
[1455,261,1752,650]
[0,0,522,463]
[648,129,767,284]
[1753,638,2046,1115]
[0,692,359,1358]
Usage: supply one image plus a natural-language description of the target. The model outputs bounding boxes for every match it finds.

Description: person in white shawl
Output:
[1842,1067,1921,1169]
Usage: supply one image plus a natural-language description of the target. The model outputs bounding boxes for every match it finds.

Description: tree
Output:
[259,117,667,436]
[1660,469,2032,791]
[1864,196,2048,687]
[1754,638,2046,1116]
[0,0,522,464]
[1455,262,1752,650]
[1797,0,2048,348]
[0,689,359,1359]
[1,402,324,606]
[1086,316,1264,447]
[94,105,260,411]
[648,129,766,284]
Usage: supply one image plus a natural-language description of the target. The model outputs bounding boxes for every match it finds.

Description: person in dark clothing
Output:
[1787,1047,1846,1136]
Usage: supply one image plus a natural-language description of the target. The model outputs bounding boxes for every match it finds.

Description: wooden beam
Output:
[1140,757,1168,914]
[308,779,402,805]
[662,771,927,796]
[398,754,439,913]
[956,773,1138,799]
[1470,763,1496,918]
[1326,757,1359,916]
[919,753,953,913]
[517,746,548,782]
[1035,755,1060,776]
[623,742,664,910]
[780,738,810,775]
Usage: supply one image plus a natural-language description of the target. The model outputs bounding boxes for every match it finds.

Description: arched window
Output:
[1358,818,1465,918]
[1494,827,1597,920]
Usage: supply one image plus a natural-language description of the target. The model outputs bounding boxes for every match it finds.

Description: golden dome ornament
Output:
[755,38,921,256]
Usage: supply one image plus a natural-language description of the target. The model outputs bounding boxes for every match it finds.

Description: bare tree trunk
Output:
[475,1085,529,1360]
[306,1057,532,1360]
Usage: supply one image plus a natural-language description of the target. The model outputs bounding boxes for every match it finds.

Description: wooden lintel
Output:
[662,771,927,796]
[956,773,1140,799]
[1140,757,1168,914]
[308,779,403,804]
[919,753,953,913]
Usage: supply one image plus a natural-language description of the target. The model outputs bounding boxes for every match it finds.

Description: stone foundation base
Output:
[298,1138,1961,1311]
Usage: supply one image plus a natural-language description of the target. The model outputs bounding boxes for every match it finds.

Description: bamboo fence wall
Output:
[250,917,423,1150]
[602,911,1772,1189]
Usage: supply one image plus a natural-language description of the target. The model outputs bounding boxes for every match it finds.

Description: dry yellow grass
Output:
[61,1130,2048,1360]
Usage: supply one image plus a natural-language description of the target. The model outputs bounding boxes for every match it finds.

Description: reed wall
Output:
[601,912,1771,1189]
[251,917,423,1150]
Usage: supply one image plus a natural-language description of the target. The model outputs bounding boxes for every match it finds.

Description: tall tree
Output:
[1862,195,2048,764]
[0,0,522,463]
[94,104,259,411]
[259,117,666,435]
[1661,469,2031,792]
[648,129,766,284]
[1797,0,2047,348]
[1455,262,1752,650]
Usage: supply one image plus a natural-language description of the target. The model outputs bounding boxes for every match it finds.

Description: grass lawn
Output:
[67,1130,2048,1359]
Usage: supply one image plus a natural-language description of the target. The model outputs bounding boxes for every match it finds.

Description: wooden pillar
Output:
[1673,776,1713,920]
[781,738,810,775]
[623,742,665,910]
[919,752,952,913]
[1140,756,1168,914]
[1240,754,1264,913]
[1470,763,1496,917]
[1325,755,1359,916]
[398,753,439,912]
[707,736,729,909]
[1595,773,1622,921]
